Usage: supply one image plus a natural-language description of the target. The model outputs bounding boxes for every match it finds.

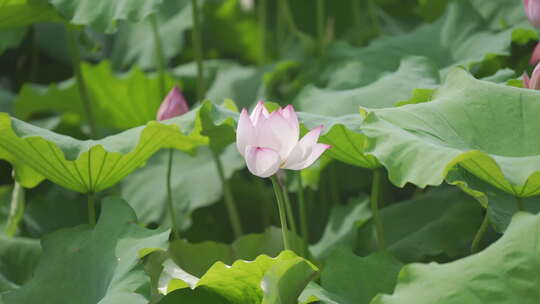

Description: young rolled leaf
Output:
[2,197,170,304]
[0,101,238,193]
[362,68,540,197]
[372,212,540,304]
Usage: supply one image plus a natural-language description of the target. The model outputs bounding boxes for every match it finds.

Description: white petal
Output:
[282,125,323,169]
[286,144,330,170]
[256,110,299,159]
[245,146,281,178]
[236,109,256,156]
[279,105,299,137]
[250,101,270,126]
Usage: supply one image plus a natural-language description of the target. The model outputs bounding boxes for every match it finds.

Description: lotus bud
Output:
[236,101,330,178]
[156,86,189,121]
[530,43,540,66]
[523,62,540,89]
[524,0,540,28]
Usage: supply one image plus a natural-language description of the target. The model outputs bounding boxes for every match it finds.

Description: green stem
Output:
[329,162,339,204]
[88,192,96,227]
[316,0,325,54]
[166,149,179,238]
[281,182,298,239]
[271,176,292,251]
[67,26,97,139]
[471,212,490,253]
[258,0,267,65]
[150,14,167,98]
[516,197,525,211]
[191,0,205,101]
[297,172,309,255]
[279,0,310,42]
[370,168,386,250]
[212,151,242,238]
[5,181,25,237]
[368,0,381,35]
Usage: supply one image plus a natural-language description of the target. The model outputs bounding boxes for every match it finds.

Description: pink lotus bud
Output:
[530,43,540,66]
[524,0,540,28]
[523,62,540,89]
[236,101,330,178]
[156,86,189,121]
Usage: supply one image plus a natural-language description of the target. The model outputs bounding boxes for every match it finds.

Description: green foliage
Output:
[362,68,540,196]
[2,197,170,304]
[159,251,318,304]
[372,212,540,304]
[0,0,62,29]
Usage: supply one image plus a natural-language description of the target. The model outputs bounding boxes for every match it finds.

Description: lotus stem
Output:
[271,175,293,251]
[5,181,24,237]
[191,0,205,101]
[368,0,380,35]
[370,168,386,250]
[297,172,309,256]
[88,192,96,227]
[67,26,97,139]
[471,212,490,253]
[516,197,525,211]
[281,182,298,240]
[212,151,243,238]
[316,0,325,54]
[166,149,180,238]
[150,14,167,98]
[259,0,267,65]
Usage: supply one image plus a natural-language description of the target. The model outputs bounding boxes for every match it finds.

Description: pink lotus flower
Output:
[236,101,330,178]
[523,62,540,89]
[530,43,540,65]
[156,86,189,121]
[524,0,540,28]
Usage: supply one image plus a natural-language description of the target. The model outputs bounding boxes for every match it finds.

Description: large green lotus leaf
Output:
[300,249,402,304]
[309,195,370,260]
[322,0,534,89]
[167,227,304,279]
[121,145,244,228]
[2,197,170,304]
[372,212,540,304]
[159,251,317,304]
[0,101,241,193]
[0,28,27,55]
[205,64,263,109]
[0,236,41,293]
[470,0,527,30]
[446,167,540,233]
[297,56,440,116]
[362,68,540,196]
[299,113,379,168]
[47,0,163,33]
[15,61,177,130]
[110,0,193,70]
[357,187,483,262]
[0,0,62,29]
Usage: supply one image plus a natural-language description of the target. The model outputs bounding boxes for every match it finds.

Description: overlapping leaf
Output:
[372,212,540,304]
[0,101,238,193]
[121,145,244,228]
[357,187,483,262]
[47,0,163,33]
[2,197,170,304]
[159,251,317,304]
[362,68,540,196]
[297,56,440,116]
[0,0,62,29]
[15,61,177,130]
[299,113,379,168]
[300,249,402,304]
